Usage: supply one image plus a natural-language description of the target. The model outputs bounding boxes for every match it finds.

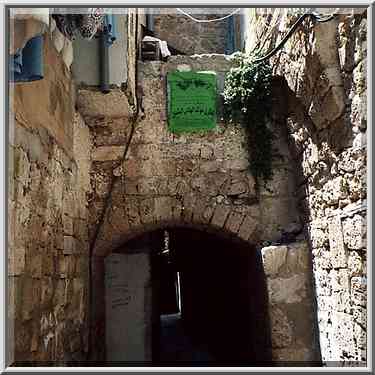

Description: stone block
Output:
[350,92,367,130]
[77,89,133,119]
[267,274,308,304]
[317,295,334,312]
[27,251,43,279]
[223,159,249,171]
[42,252,55,276]
[29,163,42,192]
[354,323,366,349]
[313,269,332,297]
[269,307,293,349]
[322,176,348,205]
[136,177,159,195]
[328,215,347,268]
[63,215,74,236]
[352,305,367,329]
[75,256,88,277]
[225,179,248,197]
[63,236,76,255]
[332,290,351,313]
[260,167,290,198]
[285,241,310,274]
[332,312,356,358]
[272,347,314,362]
[177,192,192,222]
[124,198,141,228]
[41,277,54,306]
[338,150,357,173]
[342,214,366,250]
[139,198,156,225]
[62,190,78,218]
[13,147,30,187]
[210,205,231,228]
[123,178,139,195]
[55,230,64,251]
[58,255,76,278]
[92,145,126,162]
[351,276,367,307]
[15,323,31,353]
[330,269,350,292]
[348,251,364,277]
[73,218,89,243]
[200,160,220,173]
[201,145,213,159]
[8,247,25,276]
[171,201,183,223]
[22,278,41,321]
[224,211,244,234]
[8,276,22,319]
[64,279,74,307]
[237,214,259,242]
[200,205,215,224]
[30,331,39,352]
[312,248,332,270]
[154,197,173,223]
[261,245,288,277]
[191,177,208,193]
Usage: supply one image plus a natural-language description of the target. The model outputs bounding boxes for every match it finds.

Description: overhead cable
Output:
[176,8,241,23]
[253,9,336,63]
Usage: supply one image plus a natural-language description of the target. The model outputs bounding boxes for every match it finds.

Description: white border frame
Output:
[1,1,373,373]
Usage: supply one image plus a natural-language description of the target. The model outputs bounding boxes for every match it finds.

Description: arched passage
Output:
[90,222,271,365]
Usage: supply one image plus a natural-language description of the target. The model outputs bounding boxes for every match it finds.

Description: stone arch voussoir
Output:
[92,195,262,257]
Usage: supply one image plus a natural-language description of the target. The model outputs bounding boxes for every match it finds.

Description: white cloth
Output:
[62,39,73,70]
[143,36,171,58]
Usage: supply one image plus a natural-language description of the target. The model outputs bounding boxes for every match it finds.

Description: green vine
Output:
[223,52,274,186]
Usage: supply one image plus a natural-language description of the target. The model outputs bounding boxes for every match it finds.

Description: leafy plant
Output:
[223,52,274,186]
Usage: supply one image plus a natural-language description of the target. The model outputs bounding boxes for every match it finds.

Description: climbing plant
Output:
[223,52,273,186]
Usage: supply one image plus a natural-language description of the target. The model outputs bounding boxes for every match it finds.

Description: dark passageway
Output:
[154,228,272,365]
[106,227,272,366]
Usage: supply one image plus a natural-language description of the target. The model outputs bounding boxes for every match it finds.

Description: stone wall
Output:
[8,33,92,364]
[261,241,319,363]
[85,54,318,362]
[151,9,229,55]
[90,55,302,257]
[75,84,134,361]
[246,9,367,365]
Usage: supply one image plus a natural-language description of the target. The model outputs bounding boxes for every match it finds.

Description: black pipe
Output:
[99,33,110,93]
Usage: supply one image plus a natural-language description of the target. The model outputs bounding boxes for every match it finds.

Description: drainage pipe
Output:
[99,32,110,93]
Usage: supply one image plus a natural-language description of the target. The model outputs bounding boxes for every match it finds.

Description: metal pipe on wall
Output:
[99,32,110,93]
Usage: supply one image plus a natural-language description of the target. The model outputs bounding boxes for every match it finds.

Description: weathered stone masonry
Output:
[151,9,229,55]
[85,54,319,363]
[7,8,368,366]
[247,10,368,364]
[8,34,92,363]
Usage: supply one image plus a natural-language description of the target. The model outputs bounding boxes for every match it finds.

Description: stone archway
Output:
[89,203,261,360]
[90,205,319,365]
[103,227,271,365]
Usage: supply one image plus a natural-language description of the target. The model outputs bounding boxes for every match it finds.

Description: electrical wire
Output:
[176,8,241,23]
[253,9,336,63]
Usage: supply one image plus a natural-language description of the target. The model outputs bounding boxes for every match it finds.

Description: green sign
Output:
[167,71,217,133]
